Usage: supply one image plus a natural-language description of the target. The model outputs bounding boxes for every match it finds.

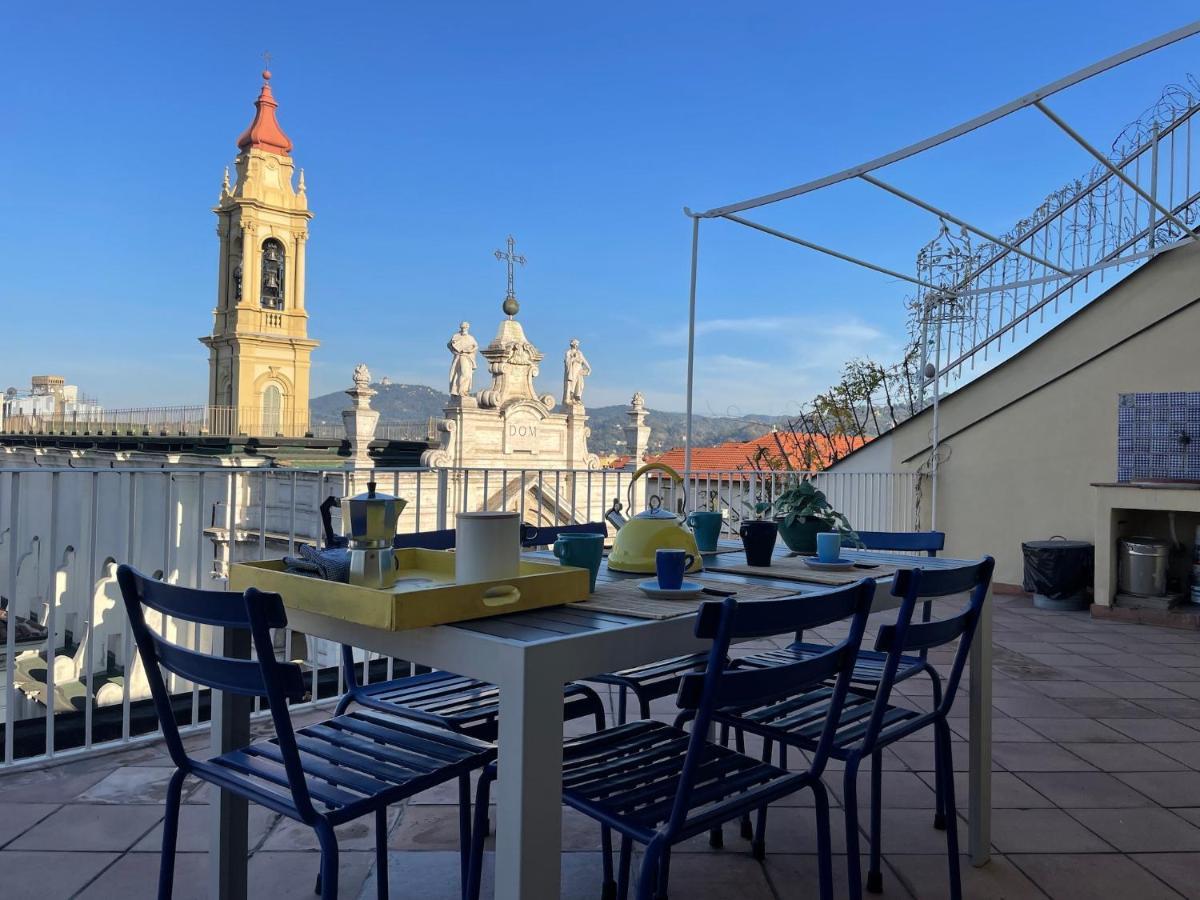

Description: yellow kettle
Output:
[607,463,703,575]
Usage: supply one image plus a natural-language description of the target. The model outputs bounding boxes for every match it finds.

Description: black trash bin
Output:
[1021,538,1094,611]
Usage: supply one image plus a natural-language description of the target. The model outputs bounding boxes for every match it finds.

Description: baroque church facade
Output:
[200,69,318,437]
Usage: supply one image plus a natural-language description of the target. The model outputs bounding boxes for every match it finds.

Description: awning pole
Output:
[684,211,700,478]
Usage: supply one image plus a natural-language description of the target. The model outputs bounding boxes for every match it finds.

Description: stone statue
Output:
[353,363,371,388]
[563,339,591,405]
[631,391,645,409]
[448,322,479,397]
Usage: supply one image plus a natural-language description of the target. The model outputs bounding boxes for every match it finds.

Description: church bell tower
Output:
[201,68,318,436]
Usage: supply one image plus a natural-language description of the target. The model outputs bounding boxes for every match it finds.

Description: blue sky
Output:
[2,3,1198,415]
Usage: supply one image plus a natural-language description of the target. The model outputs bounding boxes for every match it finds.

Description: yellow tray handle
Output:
[482,585,522,607]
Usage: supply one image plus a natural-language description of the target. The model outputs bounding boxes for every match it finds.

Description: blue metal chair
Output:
[393,528,457,550]
[466,578,878,900]
[736,530,946,686]
[520,520,607,547]
[715,557,994,900]
[591,532,945,727]
[854,530,945,557]
[116,565,494,900]
[336,529,608,741]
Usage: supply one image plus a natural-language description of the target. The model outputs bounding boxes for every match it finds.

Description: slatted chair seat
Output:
[736,644,928,686]
[200,709,493,825]
[560,719,804,840]
[719,686,924,753]
[344,668,606,739]
[589,652,711,723]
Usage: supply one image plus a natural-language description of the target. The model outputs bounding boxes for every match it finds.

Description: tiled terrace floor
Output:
[5,592,1200,898]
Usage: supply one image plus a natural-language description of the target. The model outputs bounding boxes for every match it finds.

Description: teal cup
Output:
[687,510,723,552]
[816,531,842,563]
[553,533,604,592]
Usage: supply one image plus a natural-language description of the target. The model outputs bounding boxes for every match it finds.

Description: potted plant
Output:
[739,498,779,566]
[773,478,856,554]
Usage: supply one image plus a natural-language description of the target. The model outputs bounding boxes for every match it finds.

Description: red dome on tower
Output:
[236,70,293,156]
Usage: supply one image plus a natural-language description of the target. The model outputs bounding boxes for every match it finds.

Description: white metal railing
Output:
[0,463,914,770]
[644,469,919,536]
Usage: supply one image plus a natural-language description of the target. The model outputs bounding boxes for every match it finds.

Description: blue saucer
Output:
[637,580,704,600]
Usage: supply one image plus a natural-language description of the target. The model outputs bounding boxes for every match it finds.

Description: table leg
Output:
[493,658,566,900]
[967,590,993,866]
[211,625,251,900]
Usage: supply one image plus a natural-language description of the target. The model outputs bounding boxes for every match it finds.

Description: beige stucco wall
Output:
[837,241,1200,587]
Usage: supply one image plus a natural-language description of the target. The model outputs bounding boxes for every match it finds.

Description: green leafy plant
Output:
[773,478,856,536]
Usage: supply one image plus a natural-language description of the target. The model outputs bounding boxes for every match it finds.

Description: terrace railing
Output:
[0,463,915,771]
[0,405,433,442]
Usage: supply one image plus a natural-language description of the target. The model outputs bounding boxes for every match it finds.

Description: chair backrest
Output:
[853,530,945,557]
[857,557,994,745]
[670,579,876,837]
[116,567,316,817]
[879,557,993,709]
[521,521,607,548]
[391,528,457,551]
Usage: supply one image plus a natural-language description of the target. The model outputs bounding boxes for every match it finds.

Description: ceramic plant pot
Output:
[776,516,832,555]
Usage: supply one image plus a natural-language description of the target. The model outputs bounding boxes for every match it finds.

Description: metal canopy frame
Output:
[679,21,1200,474]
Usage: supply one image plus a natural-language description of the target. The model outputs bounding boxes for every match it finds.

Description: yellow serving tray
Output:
[229,548,590,632]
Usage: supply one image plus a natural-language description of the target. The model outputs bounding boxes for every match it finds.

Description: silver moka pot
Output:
[344,482,406,588]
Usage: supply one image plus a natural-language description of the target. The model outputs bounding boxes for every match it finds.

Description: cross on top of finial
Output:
[494,234,527,317]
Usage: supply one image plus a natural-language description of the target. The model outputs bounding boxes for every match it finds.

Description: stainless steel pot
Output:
[1117,536,1170,597]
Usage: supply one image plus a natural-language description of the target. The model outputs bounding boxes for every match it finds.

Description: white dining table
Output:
[210,547,992,899]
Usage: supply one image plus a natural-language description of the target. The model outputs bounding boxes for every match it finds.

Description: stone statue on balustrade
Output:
[563,339,591,406]
[447,322,479,399]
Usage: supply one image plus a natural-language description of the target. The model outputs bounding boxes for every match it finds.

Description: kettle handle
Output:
[627,462,688,516]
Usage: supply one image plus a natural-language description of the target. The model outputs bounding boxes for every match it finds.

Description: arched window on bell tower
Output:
[261,238,286,310]
[262,383,283,434]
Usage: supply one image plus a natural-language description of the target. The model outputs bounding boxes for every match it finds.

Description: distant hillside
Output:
[310,383,449,424]
[309,383,784,454]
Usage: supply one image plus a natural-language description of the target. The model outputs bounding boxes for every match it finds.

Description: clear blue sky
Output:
[2,3,1197,416]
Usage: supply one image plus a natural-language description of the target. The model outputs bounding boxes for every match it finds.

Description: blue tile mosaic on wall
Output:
[1118,392,1200,482]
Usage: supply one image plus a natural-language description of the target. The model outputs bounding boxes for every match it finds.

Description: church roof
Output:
[236,70,293,156]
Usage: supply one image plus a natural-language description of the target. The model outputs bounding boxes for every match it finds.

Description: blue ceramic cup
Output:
[686,510,723,553]
[816,531,841,564]
[552,533,604,592]
[656,548,696,591]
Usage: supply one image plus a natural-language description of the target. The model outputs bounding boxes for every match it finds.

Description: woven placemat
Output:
[578,578,797,620]
[705,555,903,586]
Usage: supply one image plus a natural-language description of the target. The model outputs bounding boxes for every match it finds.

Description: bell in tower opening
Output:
[261,238,285,309]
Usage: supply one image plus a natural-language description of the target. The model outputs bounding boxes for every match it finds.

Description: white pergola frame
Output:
[680,21,1200,480]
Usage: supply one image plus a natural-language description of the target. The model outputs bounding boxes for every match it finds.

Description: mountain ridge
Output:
[309,383,786,455]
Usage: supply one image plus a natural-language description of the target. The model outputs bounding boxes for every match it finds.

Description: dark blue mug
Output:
[655,548,696,591]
